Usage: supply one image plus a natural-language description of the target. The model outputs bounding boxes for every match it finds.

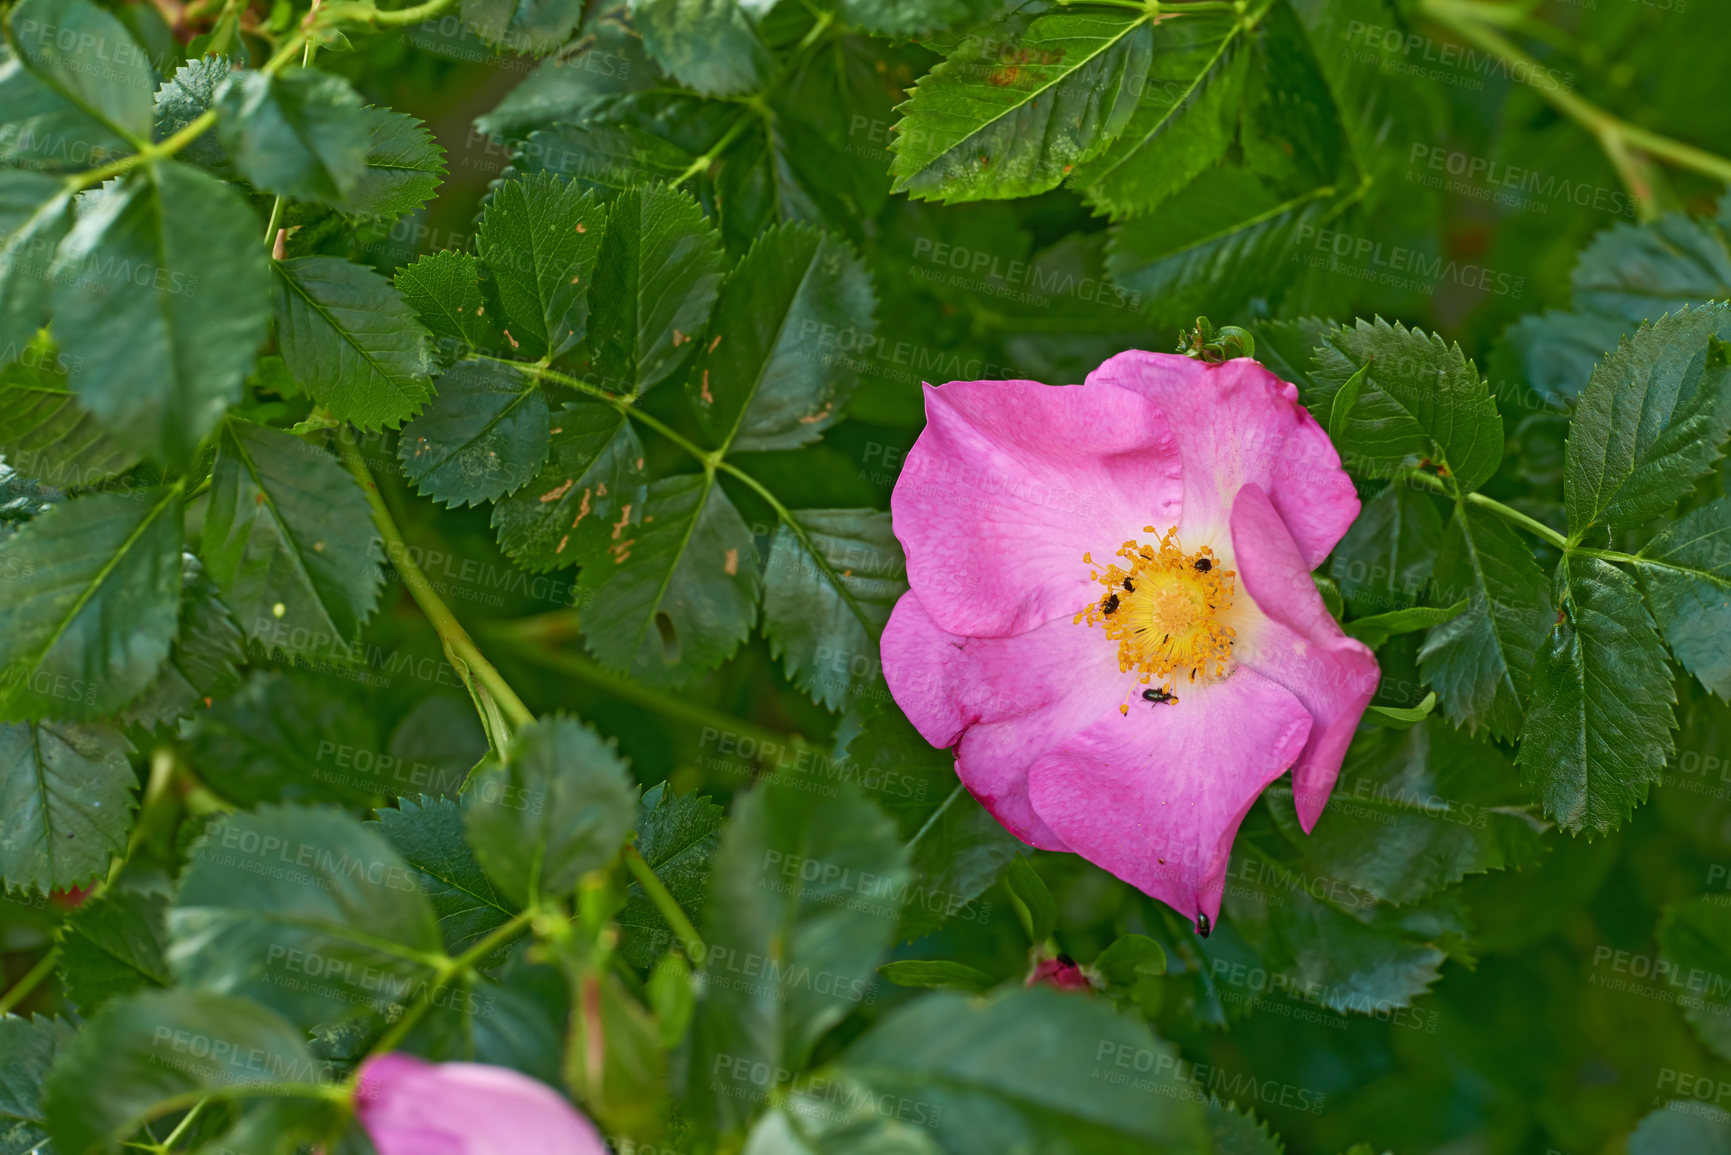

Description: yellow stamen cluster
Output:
[1073,528,1237,715]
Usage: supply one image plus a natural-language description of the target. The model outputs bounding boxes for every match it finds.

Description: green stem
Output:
[1421,0,1731,214]
[1400,470,1569,551]
[1465,492,1567,551]
[0,949,58,1015]
[335,427,534,735]
[156,1099,208,1153]
[485,633,796,752]
[675,112,759,187]
[1572,546,1647,566]
[323,0,463,26]
[364,907,536,1061]
[623,846,706,963]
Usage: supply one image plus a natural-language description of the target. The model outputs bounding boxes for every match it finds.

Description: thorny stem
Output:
[336,426,535,740]
[1421,0,1731,219]
[624,846,707,964]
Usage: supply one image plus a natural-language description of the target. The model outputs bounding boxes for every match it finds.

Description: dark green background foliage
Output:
[2,0,1731,1152]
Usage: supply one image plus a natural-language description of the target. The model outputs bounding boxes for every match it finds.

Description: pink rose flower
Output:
[881,352,1378,932]
[355,1054,607,1155]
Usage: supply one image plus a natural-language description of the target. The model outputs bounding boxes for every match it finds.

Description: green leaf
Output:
[202,418,384,654]
[511,121,698,199]
[0,489,182,721]
[476,173,606,361]
[1574,211,1731,321]
[1269,718,1547,906]
[216,68,370,203]
[835,0,1004,37]
[1564,304,1731,535]
[1345,603,1464,650]
[1277,0,1432,191]
[1106,169,1330,320]
[0,721,134,894]
[686,779,911,1134]
[1222,810,1460,1015]
[1517,556,1676,835]
[8,0,154,145]
[1327,358,1372,444]
[491,400,647,573]
[473,24,658,139]
[588,185,725,399]
[629,0,771,98]
[1634,497,1731,698]
[888,7,1155,204]
[1658,897,1731,1063]
[398,360,550,507]
[743,1095,944,1154]
[1093,934,1167,983]
[273,255,436,430]
[59,889,170,1014]
[1005,856,1057,944]
[578,473,760,687]
[816,988,1208,1154]
[1069,13,1250,220]
[49,164,272,468]
[619,781,724,967]
[0,350,140,488]
[763,510,904,710]
[464,714,637,906]
[153,56,230,173]
[1206,1104,1284,1155]
[0,1013,72,1155]
[461,0,586,56]
[0,170,71,365]
[843,703,1022,940]
[116,555,246,732]
[373,795,516,956]
[692,223,875,453]
[395,250,493,353]
[0,45,129,174]
[336,106,445,221]
[1329,481,1445,617]
[878,959,995,993]
[1417,504,1551,740]
[39,990,335,1155]
[169,805,444,1027]
[1628,1105,1731,1155]
[1310,318,1504,491]
[1364,691,1438,727]
[185,671,385,808]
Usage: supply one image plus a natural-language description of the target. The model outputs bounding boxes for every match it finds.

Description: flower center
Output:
[1074,527,1237,713]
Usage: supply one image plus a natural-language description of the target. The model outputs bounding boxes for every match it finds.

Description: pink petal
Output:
[1086,352,1359,567]
[882,590,1144,851]
[891,378,1184,638]
[1229,484,1380,831]
[1025,670,1313,929]
[356,1054,607,1155]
